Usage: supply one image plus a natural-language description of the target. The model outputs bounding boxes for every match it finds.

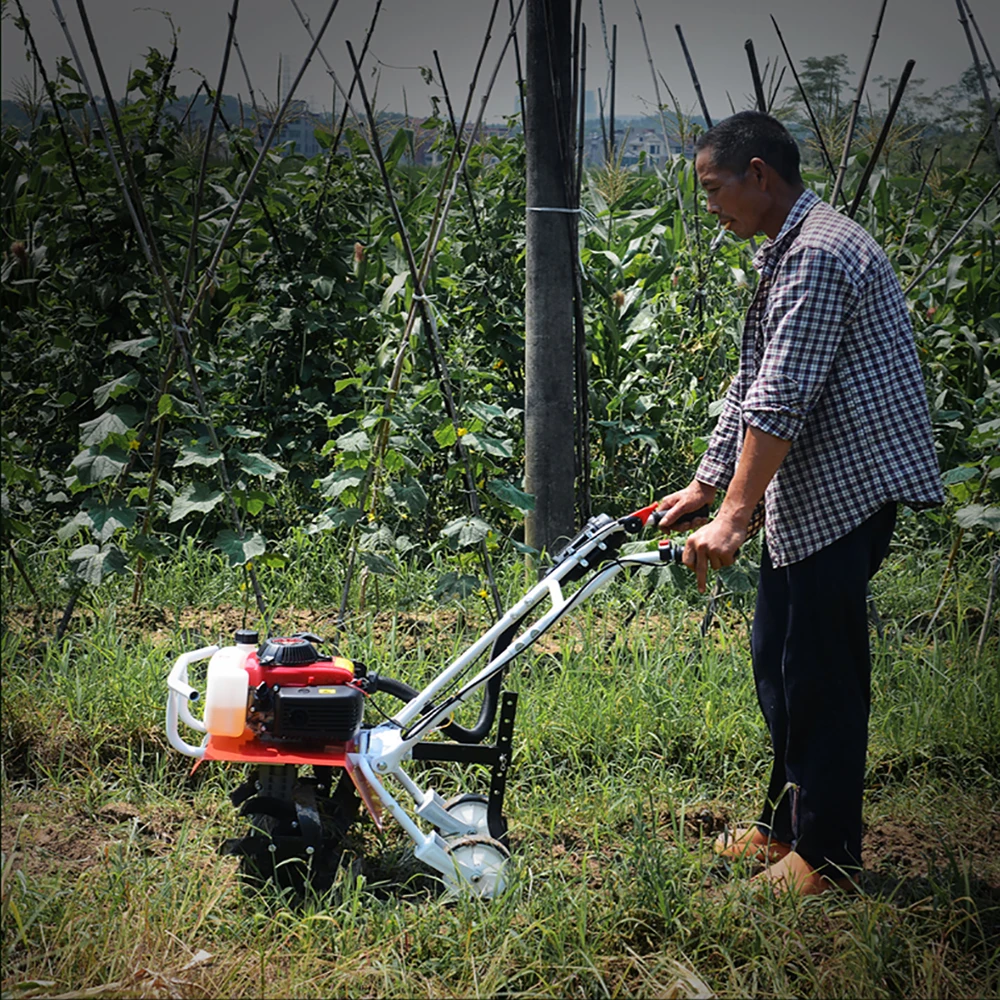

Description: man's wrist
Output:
[715,501,752,532]
[693,479,718,503]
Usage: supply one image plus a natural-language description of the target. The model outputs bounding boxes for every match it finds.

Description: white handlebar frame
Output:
[165,645,219,758]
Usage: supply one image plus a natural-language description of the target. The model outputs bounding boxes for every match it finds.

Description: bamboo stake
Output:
[11,0,93,235]
[58,0,318,620]
[214,102,284,252]
[907,108,998,278]
[675,24,712,128]
[609,24,617,160]
[955,0,1000,166]
[633,0,687,236]
[598,0,612,101]
[830,0,889,208]
[346,40,503,619]
[232,33,261,134]
[509,0,525,108]
[54,1,162,292]
[899,144,940,250]
[314,0,383,228]
[767,66,786,114]
[569,0,582,173]
[902,177,1000,295]
[290,0,505,400]
[597,86,609,162]
[745,39,767,113]
[770,14,843,200]
[177,82,206,128]
[180,0,239,305]
[434,49,483,240]
[962,0,1000,92]
[303,0,521,621]
[186,0,341,326]
[848,59,915,219]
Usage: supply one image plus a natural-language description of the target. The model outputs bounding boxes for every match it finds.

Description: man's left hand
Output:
[683,514,747,593]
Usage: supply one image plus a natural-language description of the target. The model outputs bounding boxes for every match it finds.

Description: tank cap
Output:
[234,628,260,645]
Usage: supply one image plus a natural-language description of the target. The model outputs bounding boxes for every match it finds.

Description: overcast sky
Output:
[3,1,998,123]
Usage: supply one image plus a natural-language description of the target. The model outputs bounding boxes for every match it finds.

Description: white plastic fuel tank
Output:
[203,631,257,737]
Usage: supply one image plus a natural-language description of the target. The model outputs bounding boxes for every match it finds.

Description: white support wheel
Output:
[443,836,511,898]
[439,793,491,839]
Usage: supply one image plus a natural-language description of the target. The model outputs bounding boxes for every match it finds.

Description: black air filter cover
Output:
[271,685,364,742]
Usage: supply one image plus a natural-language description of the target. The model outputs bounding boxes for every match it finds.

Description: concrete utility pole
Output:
[524,0,575,555]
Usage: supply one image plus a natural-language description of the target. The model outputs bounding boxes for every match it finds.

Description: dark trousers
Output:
[751,504,896,872]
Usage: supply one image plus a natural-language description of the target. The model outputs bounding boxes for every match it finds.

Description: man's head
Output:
[694,111,804,241]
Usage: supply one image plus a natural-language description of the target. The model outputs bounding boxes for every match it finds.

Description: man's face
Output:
[695,149,768,240]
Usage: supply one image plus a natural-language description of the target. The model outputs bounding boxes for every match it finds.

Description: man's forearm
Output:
[717,426,792,528]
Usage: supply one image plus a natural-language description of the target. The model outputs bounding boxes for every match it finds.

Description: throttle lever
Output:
[649,503,710,531]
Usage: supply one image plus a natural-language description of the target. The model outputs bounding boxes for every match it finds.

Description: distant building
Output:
[259,99,322,158]
[619,128,670,169]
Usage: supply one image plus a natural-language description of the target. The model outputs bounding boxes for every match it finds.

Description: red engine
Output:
[244,633,365,745]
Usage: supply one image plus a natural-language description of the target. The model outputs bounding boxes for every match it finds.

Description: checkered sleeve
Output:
[741,247,855,441]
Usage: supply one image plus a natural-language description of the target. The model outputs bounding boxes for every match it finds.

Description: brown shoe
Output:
[751,851,856,896]
[714,826,792,863]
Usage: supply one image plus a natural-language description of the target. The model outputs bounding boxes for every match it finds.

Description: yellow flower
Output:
[457,427,468,437]
[478,588,489,599]
[367,511,376,522]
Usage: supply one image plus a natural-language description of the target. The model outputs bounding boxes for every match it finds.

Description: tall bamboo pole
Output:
[745,39,767,113]
[346,41,503,617]
[903,177,1000,294]
[848,59,915,219]
[609,24,617,161]
[509,0,525,109]
[962,0,1000,91]
[232,34,261,132]
[907,109,998,278]
[770,14,842,200]
[830,0,889,207]
[955,0,1000,166]
[185,0,341,325]
[675,25,712,128]
[633,0,686,236]
[180,0,239,305]
[434,50,483,239]
[899,145,940,249]
[313,0,383,230]
[767,66,786,114]
[11,0,93,234]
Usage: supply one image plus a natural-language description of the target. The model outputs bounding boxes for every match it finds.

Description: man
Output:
[656,112,943,894]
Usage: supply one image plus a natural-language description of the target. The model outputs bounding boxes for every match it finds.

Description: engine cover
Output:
[270,685,365,742]
[243,634,365,745]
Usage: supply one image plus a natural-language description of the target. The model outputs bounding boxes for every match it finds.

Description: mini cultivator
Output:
[166,504,701,898]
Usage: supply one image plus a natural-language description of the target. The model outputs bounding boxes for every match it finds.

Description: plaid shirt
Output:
[696,189,943,567]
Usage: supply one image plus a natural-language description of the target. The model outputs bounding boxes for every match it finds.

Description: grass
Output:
[2,531,998,999]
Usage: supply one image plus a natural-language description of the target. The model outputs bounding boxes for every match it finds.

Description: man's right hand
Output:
[655,480,717,532]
